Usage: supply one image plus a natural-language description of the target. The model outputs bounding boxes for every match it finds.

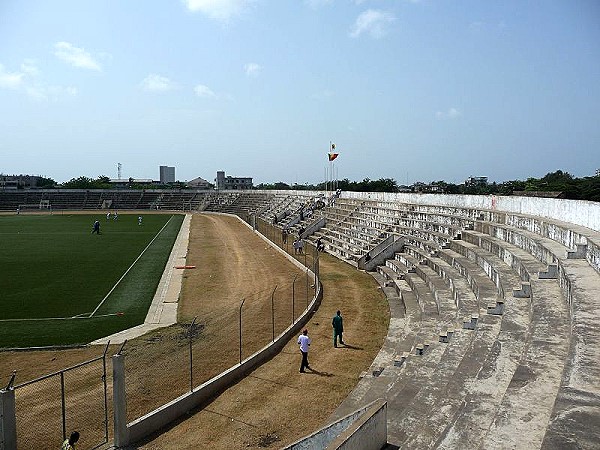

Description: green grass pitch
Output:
[0,213,184,348]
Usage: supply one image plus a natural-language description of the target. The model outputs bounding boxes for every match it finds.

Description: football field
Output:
[0,213,184,348]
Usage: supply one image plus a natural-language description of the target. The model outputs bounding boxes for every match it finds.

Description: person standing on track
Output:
[298,329,311,373]
[332,310,344,347]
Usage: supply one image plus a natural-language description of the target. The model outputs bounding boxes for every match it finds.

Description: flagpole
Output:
[329,140,332,197]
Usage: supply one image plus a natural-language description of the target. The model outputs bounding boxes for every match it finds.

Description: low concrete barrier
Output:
[283,399,387,450]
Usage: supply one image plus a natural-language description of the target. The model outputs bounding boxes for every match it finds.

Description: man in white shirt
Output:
[297,329,311,373]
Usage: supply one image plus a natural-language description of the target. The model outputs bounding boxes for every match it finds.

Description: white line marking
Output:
[0,312,122,322]
[88,215,174,317]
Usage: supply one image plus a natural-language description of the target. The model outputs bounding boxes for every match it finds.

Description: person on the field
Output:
[138,216,142,226]
[106,212,111,220]
[332,310,344,347]
[92,220,100,234]
[113,211,118,220]
[61,431,79,450]
[298,329,311,373]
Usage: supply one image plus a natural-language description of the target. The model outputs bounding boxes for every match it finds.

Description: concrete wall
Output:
[339,192,600,232]
[117,280,323,445]
[283,399,387,450]
[0,388,17,450]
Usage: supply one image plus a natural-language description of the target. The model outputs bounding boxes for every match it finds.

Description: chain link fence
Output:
[124,269,315,422]
[12,344,110,450]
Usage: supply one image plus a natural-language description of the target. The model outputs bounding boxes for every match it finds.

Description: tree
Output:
[62,176,94,189]
[36,176,56,188]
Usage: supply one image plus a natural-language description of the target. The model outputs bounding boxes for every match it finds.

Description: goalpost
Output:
[17,200,53,214]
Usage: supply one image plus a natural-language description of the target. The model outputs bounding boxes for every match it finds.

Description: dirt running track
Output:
[0,213,389,449]
[131,214,389,449]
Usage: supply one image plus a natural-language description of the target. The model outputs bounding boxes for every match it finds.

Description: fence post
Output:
[271,285,278,342]
[292,274,298,325]
[0,378,17,450]
[60,372,66,441]
[239,298,245,364]
[304,243,307,267]
[188,317,197,393]
[112,353,128,447]
[102,342,110,444]
[306,268,309,309]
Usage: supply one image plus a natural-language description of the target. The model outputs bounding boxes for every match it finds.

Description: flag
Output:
[328,153,339,161]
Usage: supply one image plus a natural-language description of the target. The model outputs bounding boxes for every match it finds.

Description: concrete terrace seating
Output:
[303,192,599,449]
[0,189,221,212]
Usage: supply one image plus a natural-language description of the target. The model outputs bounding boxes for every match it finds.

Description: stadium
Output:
[1,188,599,449]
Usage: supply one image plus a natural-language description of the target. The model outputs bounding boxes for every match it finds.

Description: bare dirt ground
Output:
[0,213,389,449]
[130,215,390,449]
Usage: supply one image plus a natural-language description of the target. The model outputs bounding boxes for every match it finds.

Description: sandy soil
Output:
[0,213,389,450]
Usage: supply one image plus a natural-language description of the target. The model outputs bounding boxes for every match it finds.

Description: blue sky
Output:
[1,1,599,185]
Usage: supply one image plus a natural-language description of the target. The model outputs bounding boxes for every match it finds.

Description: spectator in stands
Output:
[332,310,345,347]
[61,431,79,450]
[316,238,325,252]
[298,226,305,238]
[92,220,100,234]
[298,329,311,373]
[138,216,143,226]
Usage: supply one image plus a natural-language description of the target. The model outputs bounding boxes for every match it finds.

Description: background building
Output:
[215,171,253,190]
[186,176,213,189]
[465,176,488,187]
[1,174,42,190]
[159,166,175,184]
